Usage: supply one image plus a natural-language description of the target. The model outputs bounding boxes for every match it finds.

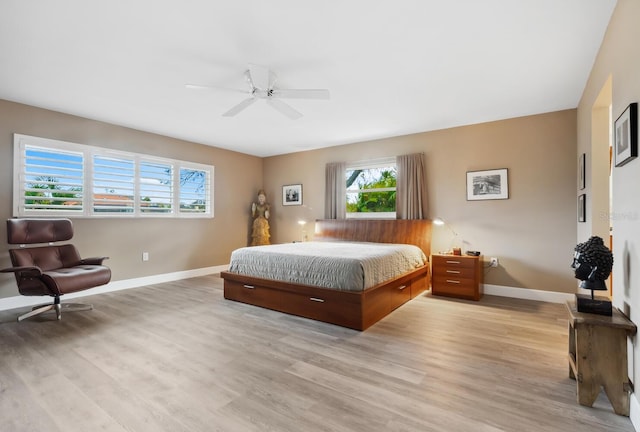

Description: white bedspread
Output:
[227,241,426,292]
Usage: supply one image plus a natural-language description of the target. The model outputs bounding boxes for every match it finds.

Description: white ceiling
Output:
[0,1,616,157]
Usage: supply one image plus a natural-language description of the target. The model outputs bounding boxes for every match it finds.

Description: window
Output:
[13,134,214,218]
[22,146,84,213]
[346,158,396,218]
[139,160,173,214]
[93,154,135,213]
[179,168,210,214]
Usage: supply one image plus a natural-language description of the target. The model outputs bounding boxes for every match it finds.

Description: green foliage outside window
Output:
[25,176,82,209]
[346,168,396,213]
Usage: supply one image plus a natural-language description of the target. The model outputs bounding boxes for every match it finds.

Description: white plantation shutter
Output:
[179,167,210,214]
[93,155,135,214]
[139,160,173,214]
[18,144,84,215]
[13,134,214,218]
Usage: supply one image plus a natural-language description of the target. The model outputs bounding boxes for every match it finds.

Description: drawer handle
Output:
[446,270,461,274]
[243,284,255,289]
[310,297,325,303]
[446,280,461,284]
[398,285,407,290]
[445,260,461,264]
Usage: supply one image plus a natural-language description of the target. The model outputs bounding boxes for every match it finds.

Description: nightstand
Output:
[431,254,483,300]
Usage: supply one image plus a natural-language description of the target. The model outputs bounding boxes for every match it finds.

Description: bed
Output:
[220,219,432,330]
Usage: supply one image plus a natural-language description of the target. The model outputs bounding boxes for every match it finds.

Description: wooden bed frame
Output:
[220,219,432,330]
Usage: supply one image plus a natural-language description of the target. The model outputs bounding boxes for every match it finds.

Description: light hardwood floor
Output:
[0,274,634,432]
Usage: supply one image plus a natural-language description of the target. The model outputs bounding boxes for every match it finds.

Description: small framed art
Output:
[282,184,302,206]
[578,153,585,190]
[466,168,509,201]
[614,102,638,167]
[578,194,586,223]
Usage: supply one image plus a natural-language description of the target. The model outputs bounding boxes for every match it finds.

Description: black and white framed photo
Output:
[614,102,638,167]
[466,168,509,201]
[578,153,586,190]
[282,184,302,206]
[578,194,586,223]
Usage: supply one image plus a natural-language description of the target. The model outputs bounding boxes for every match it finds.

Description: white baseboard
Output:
[483,283,574,304]
[2,274,575,312]
[0,265,228,312]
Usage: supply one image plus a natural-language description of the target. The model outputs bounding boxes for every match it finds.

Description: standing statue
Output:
[251,189,271,246]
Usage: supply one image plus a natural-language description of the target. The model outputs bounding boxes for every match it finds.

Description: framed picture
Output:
[282,184,302,206]
[578,153,585,190]
[614,102,638,167]
[466,168,509,201]
[578,194,586,223]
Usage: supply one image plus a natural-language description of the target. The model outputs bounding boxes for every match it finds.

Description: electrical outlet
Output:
[490,257,499,268]
[142,252,149,262]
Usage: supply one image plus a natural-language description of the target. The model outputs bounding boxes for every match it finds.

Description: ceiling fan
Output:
[186,64,330,120]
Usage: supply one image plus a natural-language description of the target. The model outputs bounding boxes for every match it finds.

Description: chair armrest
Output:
[0,265,43,277]
[79,257,110,265]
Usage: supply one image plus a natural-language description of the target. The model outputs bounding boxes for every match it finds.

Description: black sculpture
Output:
[571,236,613,315]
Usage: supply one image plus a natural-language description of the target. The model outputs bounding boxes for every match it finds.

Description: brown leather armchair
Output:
[1,218,111,321]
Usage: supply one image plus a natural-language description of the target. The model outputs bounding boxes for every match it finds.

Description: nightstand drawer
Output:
[432,266,476,279]
[431,255,476,269]
[432,275,476,289]
[432,279,477,298]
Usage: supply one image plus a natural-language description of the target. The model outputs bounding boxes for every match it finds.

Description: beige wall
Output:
[0,102,579,297]
[0,99,263,299]
[578,0,640,395]
[264,110,578,293]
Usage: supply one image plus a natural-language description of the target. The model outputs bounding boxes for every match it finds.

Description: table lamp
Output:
[433,217,461,255]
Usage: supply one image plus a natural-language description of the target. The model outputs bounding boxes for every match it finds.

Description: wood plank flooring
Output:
[0,274,634,432]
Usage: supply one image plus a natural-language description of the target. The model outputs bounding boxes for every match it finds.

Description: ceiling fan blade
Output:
[268,70,278,90]
[266,99,303,120]
[185,83,247,94]
[249,63,270,90]
[222,97,257,117]
[243,70,255,90]
[185,83,214,90]
[271,89,330,100]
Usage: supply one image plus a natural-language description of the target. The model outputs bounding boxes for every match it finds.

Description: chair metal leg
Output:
[17,297,93,322]
[17,304,56,322]
[59,303,93,313]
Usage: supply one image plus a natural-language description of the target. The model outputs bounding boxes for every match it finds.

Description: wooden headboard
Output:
[313,219,432,257]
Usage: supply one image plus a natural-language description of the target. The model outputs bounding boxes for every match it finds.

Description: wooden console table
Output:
[566,301,636,415]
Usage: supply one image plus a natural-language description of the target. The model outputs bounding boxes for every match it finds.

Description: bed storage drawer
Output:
[223,278,362,329]
[278,290,361,329]
[223,279,286,311]
[410,274,428,298]
[389,281,411,310]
